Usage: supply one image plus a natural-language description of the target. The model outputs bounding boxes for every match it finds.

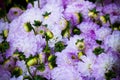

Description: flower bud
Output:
[12,67,23,77]
[23,22,32,32]
[78,52,84,59]
[3,29,8,38]
[100,16,107,24]
[75,39,85,50]
[45,30,54,40]
[27,57,37,67]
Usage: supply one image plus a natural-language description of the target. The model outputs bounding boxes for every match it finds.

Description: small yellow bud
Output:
[76,41,85,50]
[23,22,32,32]
[100,16,107,24]
[46,30,54,39]
[78,52,84,59]
[3,29,8,37]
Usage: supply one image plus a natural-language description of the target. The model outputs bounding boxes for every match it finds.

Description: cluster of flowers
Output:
[0,0,120,80]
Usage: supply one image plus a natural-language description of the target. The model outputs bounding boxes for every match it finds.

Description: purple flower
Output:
[7,7,23,21]
[64,0,95,24]
[55,47,79,66]
[102,3,120,24]
[7,8,45,58]
[0,66,11,80]
[104,31,120,52]
[76,50,96,77]
[95,26,112,40]
[51,66,82,80]
[92,52,119,80]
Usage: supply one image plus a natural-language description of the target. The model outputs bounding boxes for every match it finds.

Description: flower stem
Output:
[26,64,34,80]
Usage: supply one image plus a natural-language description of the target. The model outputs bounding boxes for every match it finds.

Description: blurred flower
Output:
[7,7,23,21]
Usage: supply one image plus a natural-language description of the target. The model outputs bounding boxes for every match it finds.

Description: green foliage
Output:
[33,20,42,27]
[93,47,104,55]
[0,41,9,53]
[54,41,66,52]
[72,27,81,35]
[11,67,23,78]
[105,70,116,80]
[37,63,45,72]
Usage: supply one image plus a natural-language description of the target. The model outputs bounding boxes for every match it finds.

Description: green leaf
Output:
[54,41,66,52]
[34,75,47,80]
[42,12,51,17]
[93,47,104,55]
[37,63,45,72]
[0,41,9,53]
[33,20,42,27]
[105,70,116,80]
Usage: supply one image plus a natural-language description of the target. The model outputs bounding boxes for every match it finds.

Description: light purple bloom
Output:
[95,26,112,40]
[0,66,11,80]
[7,7,23,21]
[51,66,82,80]
[7,8,46,58]
[104,31,120,52]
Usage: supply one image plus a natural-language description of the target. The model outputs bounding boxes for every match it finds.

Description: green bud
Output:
[45,30,54,40]
[74,13,82,24]
[43,12,51,19]
[12,67,23,78]
[33,20,42,27]
[48,55,57,62]
[100,16,107,24]
[37,63,45,72]
[48,61,57,70]
[54,41,66,52]
[78,52,84,59]
[112,22,120,31]
[3,29,9,38]
[88,8,99,18]
[0,41,9,53]
[38,53,45,63]
[48,55,57,69]
[61,21,71,38]
[26,57,37,67]
[75,39,85,50]
[72,27,81,35]
[23,22,33,32]
[93,47,104,55]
